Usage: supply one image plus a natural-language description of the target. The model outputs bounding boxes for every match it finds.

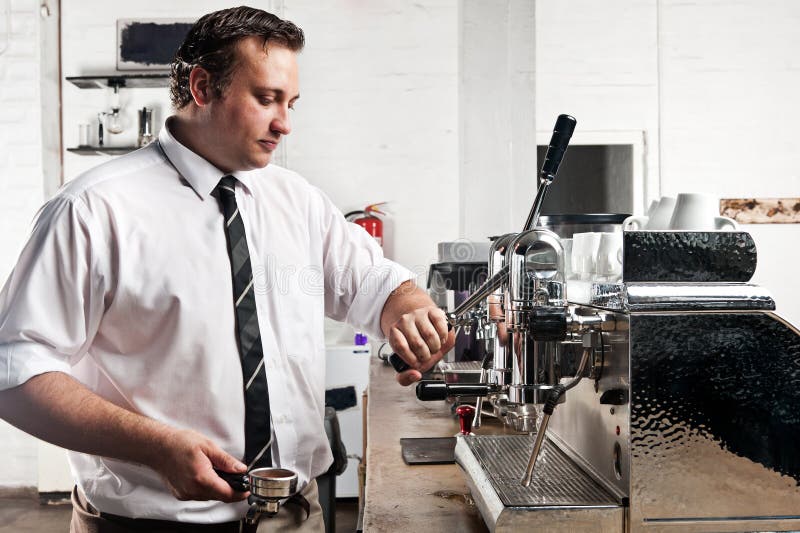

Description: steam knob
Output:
[456,405,475,435]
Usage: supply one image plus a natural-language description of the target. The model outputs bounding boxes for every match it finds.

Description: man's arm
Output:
[380,280,456,386]
[0,371,248,503]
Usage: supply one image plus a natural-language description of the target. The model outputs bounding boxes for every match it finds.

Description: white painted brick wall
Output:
[459,0,537,240]
[657,0,800,327]
[536,0,660,211]
[536,0,800,327]
[281,0,460,270]
[0,0,45,488]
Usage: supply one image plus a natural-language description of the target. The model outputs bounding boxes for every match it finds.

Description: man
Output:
[0,7,453,532]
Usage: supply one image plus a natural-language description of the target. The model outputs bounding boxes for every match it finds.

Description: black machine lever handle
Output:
[540,114,577,183]
[388,352,412,373]
[387,322,454,373]
[523,114,577,231]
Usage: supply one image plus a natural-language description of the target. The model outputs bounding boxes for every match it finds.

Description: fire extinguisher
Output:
[345,202,386,247]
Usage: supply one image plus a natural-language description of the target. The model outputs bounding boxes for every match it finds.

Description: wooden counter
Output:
[362,358,492,532]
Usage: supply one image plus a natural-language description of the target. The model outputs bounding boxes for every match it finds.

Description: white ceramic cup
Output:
[623,196,676,230]
[668,193,738,231]
[572,232,602,279]
[596,232,623,279]
[78,122,91,147]
[561,238,574,279]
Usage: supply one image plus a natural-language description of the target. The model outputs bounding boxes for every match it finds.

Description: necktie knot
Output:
[217,175,237,197]
[216,176,238,220]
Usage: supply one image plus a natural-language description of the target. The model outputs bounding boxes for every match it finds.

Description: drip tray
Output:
[463,434,620,508]
[457,435,626,531]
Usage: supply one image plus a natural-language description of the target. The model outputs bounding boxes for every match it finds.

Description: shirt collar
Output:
[158,117,259,200]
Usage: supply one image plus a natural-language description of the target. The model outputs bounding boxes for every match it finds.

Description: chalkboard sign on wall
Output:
[117,19,194,71]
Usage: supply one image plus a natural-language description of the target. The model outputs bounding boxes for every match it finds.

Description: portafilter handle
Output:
[415,381,500,401]
[388,321,455,374]
[523,114,577,231]
[214,468,249,492]
[387,267,510,374]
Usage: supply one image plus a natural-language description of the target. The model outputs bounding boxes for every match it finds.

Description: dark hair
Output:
[169,6,305,109]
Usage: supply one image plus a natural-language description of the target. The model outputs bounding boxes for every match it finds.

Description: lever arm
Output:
[523,114,577,231]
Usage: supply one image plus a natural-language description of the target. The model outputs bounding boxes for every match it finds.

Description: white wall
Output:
[657,0,800,327]
[535,0,660,213]
[459,0,537,240]
[0,0,46,489]
[536,0,800,327]
[280,0,459,271]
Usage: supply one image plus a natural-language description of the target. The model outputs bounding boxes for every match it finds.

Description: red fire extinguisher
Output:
[345,202,386,247]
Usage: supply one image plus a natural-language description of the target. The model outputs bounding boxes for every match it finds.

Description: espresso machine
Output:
[391,115,800,532]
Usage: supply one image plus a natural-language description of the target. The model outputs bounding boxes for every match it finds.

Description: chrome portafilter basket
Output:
[216,467,298,524]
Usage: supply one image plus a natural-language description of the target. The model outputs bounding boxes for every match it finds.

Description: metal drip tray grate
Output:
[464,434,620,508]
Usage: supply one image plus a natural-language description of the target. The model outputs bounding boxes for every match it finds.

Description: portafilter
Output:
[215,467,298,524]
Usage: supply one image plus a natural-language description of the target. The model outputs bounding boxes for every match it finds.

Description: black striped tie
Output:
[216,175,272,469]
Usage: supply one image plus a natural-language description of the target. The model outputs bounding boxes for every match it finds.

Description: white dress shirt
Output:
[0,121,414,523]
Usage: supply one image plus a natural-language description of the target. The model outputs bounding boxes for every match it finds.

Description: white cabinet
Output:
[324,344,371,498]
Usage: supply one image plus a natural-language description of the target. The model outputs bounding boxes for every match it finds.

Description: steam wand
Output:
[520,335,593,486]
[520,383,565,487]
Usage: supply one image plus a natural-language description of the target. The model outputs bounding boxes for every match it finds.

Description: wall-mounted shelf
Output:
[66,74,169,89]
[67,146,139,156]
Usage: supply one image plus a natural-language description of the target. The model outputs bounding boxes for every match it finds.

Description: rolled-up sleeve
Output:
[0,194,107,391]
[316,189,415,340]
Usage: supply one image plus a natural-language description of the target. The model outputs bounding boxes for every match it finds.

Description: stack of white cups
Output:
[568,231,623,282]
[623,193,738,231]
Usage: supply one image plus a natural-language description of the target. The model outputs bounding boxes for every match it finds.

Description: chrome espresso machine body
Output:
[451,230,800,532]
[394,115,800,532]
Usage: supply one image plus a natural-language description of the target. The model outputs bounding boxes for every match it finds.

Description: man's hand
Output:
[0,373,250,505]
[151,428,250,503]
[386,305,456,386]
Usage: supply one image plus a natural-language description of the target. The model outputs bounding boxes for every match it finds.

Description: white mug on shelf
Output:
[596,232,623,280]
[572,232,602,280]
[668,193,738,231]
[562,238,574,279]
[645,198,660,216]
[623,196,676,230]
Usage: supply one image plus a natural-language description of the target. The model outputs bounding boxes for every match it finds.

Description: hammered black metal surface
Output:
[622,231,757,282]
[464,435,619,507]
[630,313,800,482]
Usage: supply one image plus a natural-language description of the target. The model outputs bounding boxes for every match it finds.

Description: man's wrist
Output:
[380,281,433,337]
[129,418,176,470]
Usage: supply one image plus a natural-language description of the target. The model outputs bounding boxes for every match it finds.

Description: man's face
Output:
[205,37,299,171]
